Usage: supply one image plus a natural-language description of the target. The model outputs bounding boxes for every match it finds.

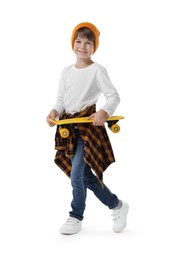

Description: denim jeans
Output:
[69,128,119,221]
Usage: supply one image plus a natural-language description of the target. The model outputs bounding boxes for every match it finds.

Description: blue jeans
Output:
[69,129,119,221]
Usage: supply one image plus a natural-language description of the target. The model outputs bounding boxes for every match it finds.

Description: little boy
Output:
[46,22,129,234]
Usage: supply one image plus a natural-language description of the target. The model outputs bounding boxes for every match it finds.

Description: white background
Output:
[0,0,173,259]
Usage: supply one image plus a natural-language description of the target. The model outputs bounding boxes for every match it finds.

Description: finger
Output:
[46,117,55,127]
[93,120,104,126]
[49,121,55,127]
[87,113,95,120]
[93,119,98,126]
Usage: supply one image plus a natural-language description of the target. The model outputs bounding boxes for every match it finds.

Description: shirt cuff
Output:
[53,103,65,115]
[101,105,114,117]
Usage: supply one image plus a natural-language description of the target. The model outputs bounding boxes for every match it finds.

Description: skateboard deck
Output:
[50,116,124,138]
[50,116,124,126]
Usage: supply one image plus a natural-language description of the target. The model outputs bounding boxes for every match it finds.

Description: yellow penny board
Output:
[50,116,124,138]
[50,116,124,126]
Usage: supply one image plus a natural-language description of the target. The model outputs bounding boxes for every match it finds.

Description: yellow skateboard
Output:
[50,116,124,138]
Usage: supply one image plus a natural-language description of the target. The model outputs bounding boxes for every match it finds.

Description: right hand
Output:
[46,109,59,127]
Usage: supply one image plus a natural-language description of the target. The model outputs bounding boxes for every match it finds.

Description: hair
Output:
[74,27,95,45]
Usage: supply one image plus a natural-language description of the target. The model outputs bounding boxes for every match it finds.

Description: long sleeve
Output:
[53,63,120,116]
[97,68,120,117]
[53,69,66,115]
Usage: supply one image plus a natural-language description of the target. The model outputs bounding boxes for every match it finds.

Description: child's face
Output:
[73,36,94,60]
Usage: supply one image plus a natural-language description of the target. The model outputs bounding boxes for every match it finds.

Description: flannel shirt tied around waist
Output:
[54,104,115,184]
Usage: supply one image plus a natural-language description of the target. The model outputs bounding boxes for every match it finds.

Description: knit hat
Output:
[71,22,100,53]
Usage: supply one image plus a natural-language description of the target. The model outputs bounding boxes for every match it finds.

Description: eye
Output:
[75,40,81,43]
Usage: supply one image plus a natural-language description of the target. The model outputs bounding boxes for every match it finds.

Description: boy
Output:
[46,22,129,235]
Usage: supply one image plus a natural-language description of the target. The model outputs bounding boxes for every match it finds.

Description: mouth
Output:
[78,50,87,55]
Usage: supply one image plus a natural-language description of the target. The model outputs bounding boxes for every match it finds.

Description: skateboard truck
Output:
[107,120,120,134]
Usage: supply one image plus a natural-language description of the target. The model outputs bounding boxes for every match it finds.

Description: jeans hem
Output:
[69,214,83,221]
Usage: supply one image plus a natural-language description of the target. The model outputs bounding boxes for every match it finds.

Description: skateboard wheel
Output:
[110,124,120,133]
[59,128,70,138]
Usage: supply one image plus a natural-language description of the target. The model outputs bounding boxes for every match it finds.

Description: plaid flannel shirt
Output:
[54,105,115,183]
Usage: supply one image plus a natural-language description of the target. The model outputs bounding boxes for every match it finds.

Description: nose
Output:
[80,42,86,50]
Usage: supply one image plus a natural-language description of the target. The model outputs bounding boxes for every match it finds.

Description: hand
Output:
[87,109,109,126]
[46,109,59,127]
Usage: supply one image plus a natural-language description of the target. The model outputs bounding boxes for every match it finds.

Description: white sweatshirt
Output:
[54,62,120,117]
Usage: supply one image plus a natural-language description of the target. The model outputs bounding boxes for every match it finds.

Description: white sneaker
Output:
[112,201,129,232]
[59,217,82,235]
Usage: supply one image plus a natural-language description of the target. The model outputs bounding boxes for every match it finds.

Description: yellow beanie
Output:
[71,22,100,53]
